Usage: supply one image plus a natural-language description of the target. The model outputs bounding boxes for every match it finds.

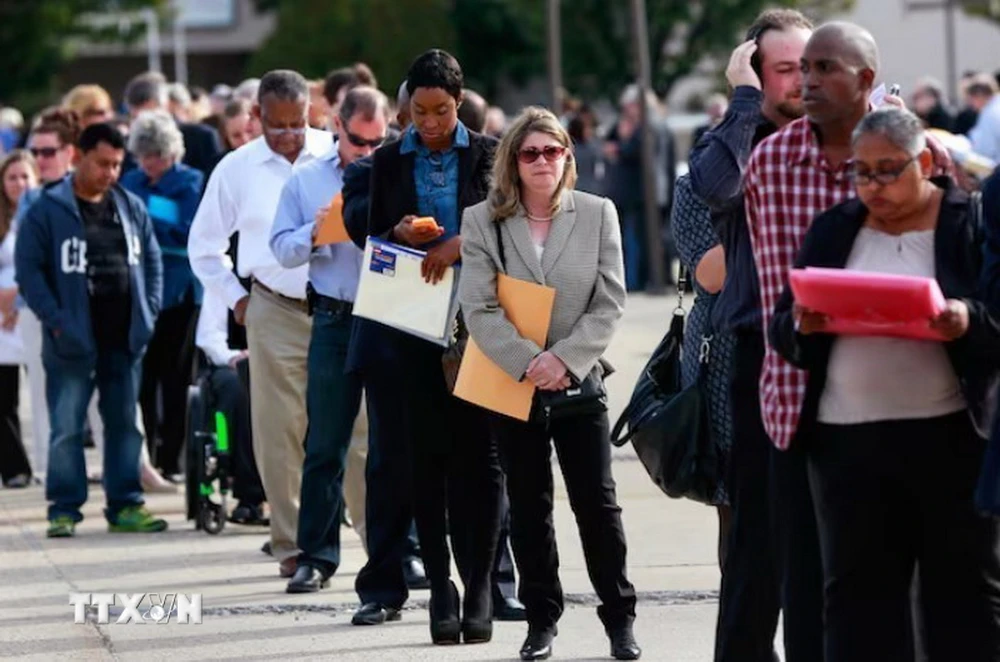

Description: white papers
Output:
[352,238,459,346]
[870,83,888,108]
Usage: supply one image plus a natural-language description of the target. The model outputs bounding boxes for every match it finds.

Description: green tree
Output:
[0,0,163,108]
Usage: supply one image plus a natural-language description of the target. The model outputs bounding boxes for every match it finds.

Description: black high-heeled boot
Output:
[461,584,493,644]
[429,580,461,645]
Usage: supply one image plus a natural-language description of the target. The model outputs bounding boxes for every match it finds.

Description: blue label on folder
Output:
[370,246,396,277]
[147,194,180,225]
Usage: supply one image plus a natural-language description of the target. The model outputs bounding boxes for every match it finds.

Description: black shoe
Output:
[261,540,272,556]
[520,628,556,660]
[608,625,641,660]
[429,580,461,645]
[230,502,269,526]
[403,556,430,590]
[352,602,401,626]
[3,473,30,489]
[285,564,331,594]
[493,594,527,621]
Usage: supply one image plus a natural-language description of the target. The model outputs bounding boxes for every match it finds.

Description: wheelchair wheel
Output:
[185,385,206,525]
[200,498,226,535]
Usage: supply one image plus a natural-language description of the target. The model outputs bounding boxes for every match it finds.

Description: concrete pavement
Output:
[0,293,728,661]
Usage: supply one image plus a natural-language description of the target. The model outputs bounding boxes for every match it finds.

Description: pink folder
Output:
[788,267,948,341]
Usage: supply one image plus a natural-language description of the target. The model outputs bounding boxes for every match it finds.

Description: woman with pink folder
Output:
[770,107,1000,661]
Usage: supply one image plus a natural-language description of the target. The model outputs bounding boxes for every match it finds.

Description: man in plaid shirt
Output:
[746,22,953,451]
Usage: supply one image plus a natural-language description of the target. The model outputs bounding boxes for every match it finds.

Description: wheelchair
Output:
[185,369,233,535]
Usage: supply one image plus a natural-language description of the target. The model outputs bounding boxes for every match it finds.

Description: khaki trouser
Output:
[245,285,311,562]
[343,397,368,552]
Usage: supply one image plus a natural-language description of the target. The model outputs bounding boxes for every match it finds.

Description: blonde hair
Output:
[489,106,576,222]
[62,85,113,119]
[0,150,39,239]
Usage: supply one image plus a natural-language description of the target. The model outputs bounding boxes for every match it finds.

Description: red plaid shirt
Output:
[745,117,953,449]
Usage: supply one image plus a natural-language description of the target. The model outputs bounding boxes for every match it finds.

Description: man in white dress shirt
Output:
[188,70,333,576]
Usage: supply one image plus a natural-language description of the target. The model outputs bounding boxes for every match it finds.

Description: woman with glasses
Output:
[121,110,204,482]
[771,107,1000,661]
[459,107,639,661]
[0,150,37,488]
[350,49,503,646]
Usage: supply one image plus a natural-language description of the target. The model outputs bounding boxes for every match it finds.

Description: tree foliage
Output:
[0,0,163,107]
[251,0,854,104]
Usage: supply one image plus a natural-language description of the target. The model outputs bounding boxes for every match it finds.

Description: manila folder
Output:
[314,192,350,246]
[454,274,556,421]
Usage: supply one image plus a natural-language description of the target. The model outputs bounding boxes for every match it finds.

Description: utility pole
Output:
[904,0,959,105]
[141,8,162,74]
[173,0,189,85]
[628,0,666,293]
[546,0,563,111]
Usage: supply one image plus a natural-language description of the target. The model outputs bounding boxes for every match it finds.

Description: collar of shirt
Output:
[247,127,333,166]
[399,121,471,156]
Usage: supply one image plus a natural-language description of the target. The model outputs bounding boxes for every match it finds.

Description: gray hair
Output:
[167,82,191,108]
[124,72,169,111]
[234,78,260,102]
[127,110,185,161]
[258,70,308,105]
[339,86,390,125]
[852,107,926,155]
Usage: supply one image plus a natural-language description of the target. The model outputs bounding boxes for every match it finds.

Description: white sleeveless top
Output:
[817,227,966,425]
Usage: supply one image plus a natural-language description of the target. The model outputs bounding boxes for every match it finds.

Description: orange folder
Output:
[454,275,556,421]
[314,192,349,246]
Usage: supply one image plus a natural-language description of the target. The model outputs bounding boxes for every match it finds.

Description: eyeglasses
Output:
[263,126,307,137]
[345,130,385,149]
[847,157,917,186]
[30,147,60,159]
[517,145,568,164]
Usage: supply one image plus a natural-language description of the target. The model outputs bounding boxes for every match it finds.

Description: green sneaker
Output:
[47,516,76,538]
[108,505,168,533]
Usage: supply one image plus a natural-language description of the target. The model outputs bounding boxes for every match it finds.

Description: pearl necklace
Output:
[526,212,554,223]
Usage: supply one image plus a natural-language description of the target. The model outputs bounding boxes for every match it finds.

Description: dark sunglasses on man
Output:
[30,147,60,159]
[345,130,385,149]
[517,145,568,164]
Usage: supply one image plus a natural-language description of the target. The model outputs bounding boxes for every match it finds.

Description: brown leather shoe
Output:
[279,557,297,578]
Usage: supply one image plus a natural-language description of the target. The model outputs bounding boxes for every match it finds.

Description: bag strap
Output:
[495,221,507,271]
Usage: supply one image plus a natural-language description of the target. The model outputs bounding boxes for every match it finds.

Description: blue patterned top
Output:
[400,122,470,239]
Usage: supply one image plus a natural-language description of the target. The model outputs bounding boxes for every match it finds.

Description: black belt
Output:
[252,279,309,314]
[309,289,353,316]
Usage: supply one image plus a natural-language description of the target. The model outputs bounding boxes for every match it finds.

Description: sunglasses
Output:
[30,147,60,159]
[345,130,385,149]
[517,145,568,164]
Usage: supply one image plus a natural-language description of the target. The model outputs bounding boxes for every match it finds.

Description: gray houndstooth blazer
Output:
[458,189,626,383]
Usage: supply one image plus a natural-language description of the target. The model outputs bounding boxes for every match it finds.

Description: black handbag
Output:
[610,272,721,504]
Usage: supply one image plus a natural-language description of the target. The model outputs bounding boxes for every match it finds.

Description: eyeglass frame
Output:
[344,130,385,149]
[846,156,918,186]
[517,145,569,164]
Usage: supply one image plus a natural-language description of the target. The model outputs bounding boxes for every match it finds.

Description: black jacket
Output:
[770,178,1000,441]
[345,129,498,373]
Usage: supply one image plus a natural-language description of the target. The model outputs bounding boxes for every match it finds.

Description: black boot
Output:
[461,583,493,644]
[429,580,461,645]
[608,624,641,660]
[519,627,556,660]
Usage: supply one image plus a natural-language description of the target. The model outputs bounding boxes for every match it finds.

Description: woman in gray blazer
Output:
[459,107,639,662]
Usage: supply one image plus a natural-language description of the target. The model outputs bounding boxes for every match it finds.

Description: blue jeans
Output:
[297,306,363,572]
[45,349,144,523]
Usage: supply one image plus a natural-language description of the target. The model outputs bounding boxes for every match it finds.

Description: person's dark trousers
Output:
[769,436,824,662]
[621,207,649,292]
[208,362,264,505]
[355,366,414,609]
[139,299,198,475]
[492,488,519,600]
[45,349,145,523]
[714,331,780,662]
[809,413,998,662]
[404,345,503,614]
[296,305,363,574]
[492,409,636,632]
[0,365,30,481]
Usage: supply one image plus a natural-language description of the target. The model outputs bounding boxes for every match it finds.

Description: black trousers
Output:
[810,413,998,662]
[714,331,824,662]
[492,409,636,632]
[0,365,28,481]
[206,362,264,505]
[492,487,519,600]
[140,300,198,474]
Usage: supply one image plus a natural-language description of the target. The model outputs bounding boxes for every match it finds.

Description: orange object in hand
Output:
[412,217,440,231]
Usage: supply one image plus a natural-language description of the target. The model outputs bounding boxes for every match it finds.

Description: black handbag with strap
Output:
[610,271,721,504]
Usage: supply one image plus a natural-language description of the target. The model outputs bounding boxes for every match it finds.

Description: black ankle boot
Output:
[519,627,556,660]
[608,624,641,660]
[461,585,493,644]
[429,580,460,645]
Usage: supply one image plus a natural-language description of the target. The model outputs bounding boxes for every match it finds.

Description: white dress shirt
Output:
[188,129,334,309]
[195,288,240,367]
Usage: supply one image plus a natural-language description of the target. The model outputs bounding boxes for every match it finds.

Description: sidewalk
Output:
[0,294,725,661]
